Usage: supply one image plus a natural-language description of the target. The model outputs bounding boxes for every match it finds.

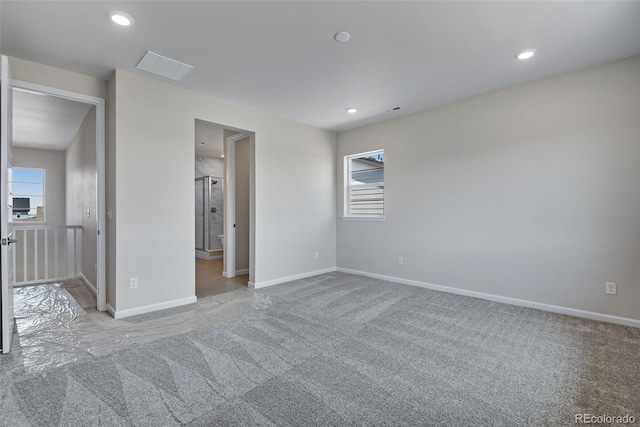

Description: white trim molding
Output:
[105,303,116,318]
[341,216,385,221]
[249,267,337,289]
[108,296,197,319]
[224,132,249,279]
[336,267,640,328]
[79,273,97,295]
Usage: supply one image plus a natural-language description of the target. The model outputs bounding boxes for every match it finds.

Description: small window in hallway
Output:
[12,167,45,222]
[344,150,385,218]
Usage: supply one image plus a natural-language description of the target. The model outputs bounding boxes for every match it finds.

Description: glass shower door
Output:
[209,178,224,250]
[195,178,205,251]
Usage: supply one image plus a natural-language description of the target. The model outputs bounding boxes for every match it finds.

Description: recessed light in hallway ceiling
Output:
[334,31,351,43]
[516,49,537,60]
[108,10,134,26]
[346,107,357,114]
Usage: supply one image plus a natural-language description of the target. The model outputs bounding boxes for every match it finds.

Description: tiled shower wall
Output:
[195,156,224,251]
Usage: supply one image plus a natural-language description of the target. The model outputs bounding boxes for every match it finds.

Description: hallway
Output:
[195,258,248,298]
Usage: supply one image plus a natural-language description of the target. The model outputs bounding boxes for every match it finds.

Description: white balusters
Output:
[13,225,83,286]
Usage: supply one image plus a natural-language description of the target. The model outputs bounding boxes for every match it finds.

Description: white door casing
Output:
[1,55,16,354]
[223,132,249,278]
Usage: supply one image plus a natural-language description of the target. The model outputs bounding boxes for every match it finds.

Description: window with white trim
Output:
[345,150,384,218]
[12,168,45,222]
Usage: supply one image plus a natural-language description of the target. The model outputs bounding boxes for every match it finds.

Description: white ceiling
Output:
[195,120,224,158]
[2,1,639,132]
[12,89,93,151]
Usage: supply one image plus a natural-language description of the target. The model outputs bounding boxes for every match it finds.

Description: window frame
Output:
[343,149,385,221]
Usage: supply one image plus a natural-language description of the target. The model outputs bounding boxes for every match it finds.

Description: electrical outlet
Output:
[130,278,138,289]
[87,208,91,218]
[397,256,403,265]
[107,208,113,220]
[315,251,319,259]
[605,282,616,295]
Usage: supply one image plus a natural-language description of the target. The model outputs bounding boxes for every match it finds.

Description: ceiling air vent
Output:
[135,51,194,81]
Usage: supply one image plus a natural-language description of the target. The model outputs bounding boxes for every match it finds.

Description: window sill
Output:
[341,216,385,221]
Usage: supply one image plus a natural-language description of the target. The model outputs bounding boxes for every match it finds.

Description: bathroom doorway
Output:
[194,120,250,298]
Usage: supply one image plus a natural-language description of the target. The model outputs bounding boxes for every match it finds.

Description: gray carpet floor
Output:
[1,272,639,426]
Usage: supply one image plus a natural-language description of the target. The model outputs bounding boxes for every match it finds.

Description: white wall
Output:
[66,106,97,288]
[112,69,336,313]
[9,57,106,99]
[337,55,640,321]
[12,147,65,225]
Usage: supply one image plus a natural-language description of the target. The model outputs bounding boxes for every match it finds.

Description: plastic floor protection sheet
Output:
[13,283,271,373]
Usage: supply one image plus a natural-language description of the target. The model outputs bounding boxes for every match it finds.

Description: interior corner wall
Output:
[66,106,97,289]
[107,72,116,309]
[112,69,336,312]
[336,55,640,321]
[235,136,250,271]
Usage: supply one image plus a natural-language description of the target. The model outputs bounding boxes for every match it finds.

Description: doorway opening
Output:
[10,84,105,305]
[1,76,106,356]
[194,119,252,298]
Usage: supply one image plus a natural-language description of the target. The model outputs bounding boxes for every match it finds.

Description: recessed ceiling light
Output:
[346,107,357,114]
[515,49,536,60]
[108,10,134,26]
[334,31,351,43]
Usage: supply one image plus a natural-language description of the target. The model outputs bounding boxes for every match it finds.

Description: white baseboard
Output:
[249,267,337,289]
[196,250,223,261]
[105,303,116,318]
[108,296,197,320]
[79,273,97,296]
[222,269,248,279]
[336,267,640,328]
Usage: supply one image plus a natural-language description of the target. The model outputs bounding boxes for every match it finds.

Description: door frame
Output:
[1,55,15,353]
[222,132,248,278]
[12,79,107,312]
